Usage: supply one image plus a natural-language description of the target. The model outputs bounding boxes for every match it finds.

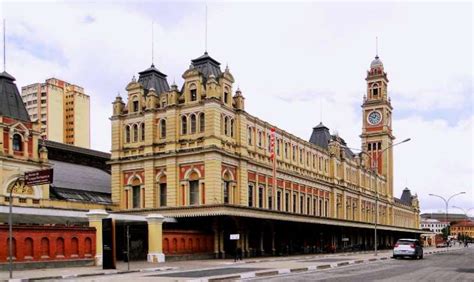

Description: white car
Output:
[393,238,423,259]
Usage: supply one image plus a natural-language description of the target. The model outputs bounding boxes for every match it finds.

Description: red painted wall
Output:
[163,230,213,255]
[0,225,95,262]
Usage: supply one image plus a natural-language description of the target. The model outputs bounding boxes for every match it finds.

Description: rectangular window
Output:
[132,186,140,209]
[293,193,297,213]
[277,191,281,211]
[268,188,272,210]
[313,198,317,216]
[248,185,254,207]
[223,181,230,204]
[190,180,199,205]
[292,145,296,161]
[319,199,323,216]
[190,89,197,101]
[248,127,253,145]
[300,195,304,214]
[159,183,167,207]
[258,186,264,208]
[285,192,290,212]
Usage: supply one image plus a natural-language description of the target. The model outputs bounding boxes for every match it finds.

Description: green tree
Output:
[441,226,451,240]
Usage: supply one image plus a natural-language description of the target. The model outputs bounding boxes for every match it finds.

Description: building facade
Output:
[420,218,448,234]
[21,78,90,148]
[450,221,474,239]
[108,52,421,260]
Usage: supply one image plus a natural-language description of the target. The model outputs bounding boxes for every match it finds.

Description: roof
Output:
[371,55,383,68]
[309,122,331,149]
[44,140,110,159]
[137,64,170,95]
[0,71,30,122]
[191,52,222,81]
[451,221,474,228]
[50,187,112,205]
[400,187,413,205]
[50,160,110,194]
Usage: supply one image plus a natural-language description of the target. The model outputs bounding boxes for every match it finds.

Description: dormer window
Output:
[133,100,139,112]
[190,89,197,102]
[12,134,23,152]
[224,92,229,104]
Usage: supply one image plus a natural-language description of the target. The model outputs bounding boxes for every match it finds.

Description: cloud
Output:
[3,1,472,214]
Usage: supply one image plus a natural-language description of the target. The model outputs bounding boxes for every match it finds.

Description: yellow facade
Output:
[21,78,91,148]
[109,53,420,230]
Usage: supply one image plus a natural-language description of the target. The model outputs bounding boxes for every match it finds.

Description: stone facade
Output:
[110,52,420,232]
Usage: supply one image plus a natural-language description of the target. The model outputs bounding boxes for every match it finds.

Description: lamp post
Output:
[428,192,466,238]
[342,137,411,256]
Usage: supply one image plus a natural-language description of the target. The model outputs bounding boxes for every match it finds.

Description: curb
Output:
[202,247,464,281]
[14,266,176,281]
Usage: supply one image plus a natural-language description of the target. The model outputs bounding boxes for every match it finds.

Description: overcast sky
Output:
[2,1,472,215]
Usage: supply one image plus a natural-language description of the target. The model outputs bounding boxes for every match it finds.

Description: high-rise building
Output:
[21,78,90,148]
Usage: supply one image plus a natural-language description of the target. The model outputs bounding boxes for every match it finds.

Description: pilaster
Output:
[86,209,109,266]
[146,214,165,263]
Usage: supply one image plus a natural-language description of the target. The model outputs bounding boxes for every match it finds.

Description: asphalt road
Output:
[256,247,474,281]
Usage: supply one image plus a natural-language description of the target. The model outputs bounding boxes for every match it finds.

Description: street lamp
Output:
[428,192,466,237]
[342,137,411,256]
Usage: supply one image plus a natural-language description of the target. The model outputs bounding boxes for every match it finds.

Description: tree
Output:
[441,226,451,240]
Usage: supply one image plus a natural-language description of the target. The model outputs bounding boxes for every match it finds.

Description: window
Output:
[258,131,262,147]
[140,123,145,141]
[160,119,166,138]
[224,117,229,136]
[307,197,310,214]
[133,124,138,142]
[132,186,141,208]
[293,193,297,213]
[190,89,197,101]
[300,195,304,214]
[268,188,272,210]
[224,91,229,104]
[199,113,205,133]
[248,127,253,145]
[277,191,281,211]
[373,88,378,96]
[292,145,296,161]
[160,183,167,207]
[248,185,254,207]
[190,180,199,205]
[313,198,317,215]
[230,119,234,137]
[13,134,22,151]
[276,139,280,155]
[133,100,139,112]
[300,148,303,163]
[285,192,290,211]
[267,134,271,151]
[324,200,329,216]
[258,186,264,208]
[284,143,288,158]
[190,114,197,134]
[223,181,230,204]
[181,116,187,135]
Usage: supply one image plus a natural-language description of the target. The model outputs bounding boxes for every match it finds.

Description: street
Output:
[255,247,474,282]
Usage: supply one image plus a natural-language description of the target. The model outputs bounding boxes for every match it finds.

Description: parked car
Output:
[393,239,423,259]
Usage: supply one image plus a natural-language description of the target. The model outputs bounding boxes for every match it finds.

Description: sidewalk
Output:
[0,246,463,281]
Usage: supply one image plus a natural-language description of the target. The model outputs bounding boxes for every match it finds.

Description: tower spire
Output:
[3,19,6,72]
[205,3,208,54]
[151,21,154,66]
[375,36,378,58]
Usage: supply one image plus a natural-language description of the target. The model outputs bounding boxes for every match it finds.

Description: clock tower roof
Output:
[370,55,383,69]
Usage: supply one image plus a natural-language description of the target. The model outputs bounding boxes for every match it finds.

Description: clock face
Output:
[367,111,382,125]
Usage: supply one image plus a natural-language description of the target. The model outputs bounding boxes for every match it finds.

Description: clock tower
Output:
[360,54,395,197]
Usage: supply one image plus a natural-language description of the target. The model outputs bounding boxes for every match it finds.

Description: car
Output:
[393,239,423,259]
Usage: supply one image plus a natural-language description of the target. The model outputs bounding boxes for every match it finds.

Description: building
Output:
[21,78,90,148]
[420,213,468,223]
[0,70,110,267]
[107,51,421,262]
[420,218,448,234]
[450,221,474,239]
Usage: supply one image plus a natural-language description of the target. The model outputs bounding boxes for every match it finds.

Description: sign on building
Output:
[230,234,240,240]
[24,169,54,186]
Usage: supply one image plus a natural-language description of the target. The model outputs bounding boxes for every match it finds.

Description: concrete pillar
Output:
[213,228,219,259]
[219,230,225,258]
[259,231,264,256]
[146,214,165,263]
[86,209,109,266]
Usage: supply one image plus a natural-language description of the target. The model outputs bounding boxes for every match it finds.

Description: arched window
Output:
[132,185,141,209]
[140,123,145,141]
[224,116,229,136]
[41,237,50,258]
[181,116,187,135]
[24,238,33,259]
[71,238,79,256]
[190,114,197,134]
[125,125,131,143]
[12,134,22,151]
[133,124,138,142]
[56,237,65,257]
[199,113,205,133]
[230,119,234,137]
[248,127,253,145]
[160,119,166,138]
[132,98,139,112]
[189,171,199,205]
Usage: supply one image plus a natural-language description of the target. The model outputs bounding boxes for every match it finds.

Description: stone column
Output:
[86,209,109,266]
[146,214,165,263]
[219,230,225,259]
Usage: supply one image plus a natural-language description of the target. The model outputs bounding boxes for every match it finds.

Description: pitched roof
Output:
[50,160,110,194]
[191,52,222,81]
[44,140,110,159]
[0,71,30,122]
[400,187,413,205]
[138,64,170,95]
[309,122,331,149]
